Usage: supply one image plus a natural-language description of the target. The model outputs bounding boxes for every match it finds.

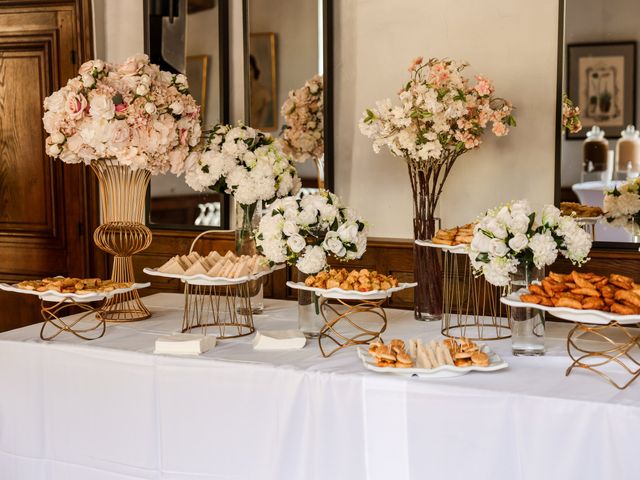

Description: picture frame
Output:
[567,41,637,139]
[186,55,209,121]
[249,32,278,131]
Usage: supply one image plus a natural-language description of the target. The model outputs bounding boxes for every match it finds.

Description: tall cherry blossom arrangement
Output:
[359,57,515,320]
[42,54,201,175]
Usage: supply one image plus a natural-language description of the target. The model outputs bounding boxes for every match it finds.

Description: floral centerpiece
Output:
[359,57,515,320]
[185,122,301,253]
[43,54,201,174]
[279,74,324,187]
[562,94,582,134]
[469,200,592,287]
[256,190,367,274]
[603,178,640,235]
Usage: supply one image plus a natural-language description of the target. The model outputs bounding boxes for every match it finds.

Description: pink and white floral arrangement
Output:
[256,191,368,274]
[469,200,592,286]
[279,74,324,163]
[42,54,201,175]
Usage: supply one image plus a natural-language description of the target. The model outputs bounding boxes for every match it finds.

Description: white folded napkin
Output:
[252,330,307,351]
[154,333,216,355]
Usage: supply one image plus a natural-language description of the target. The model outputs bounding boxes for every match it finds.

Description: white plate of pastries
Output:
[144,251,283,286]
[0,277,149,303]
[286,268,416,300]
[357,337,508,378]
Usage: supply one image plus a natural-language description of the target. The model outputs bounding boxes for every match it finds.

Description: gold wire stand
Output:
[181,283,255,339]
[318,297,388,357]
[442,250,510,340]
[566,321,640,390]
[91,160,152,322]
[39,299,106,341]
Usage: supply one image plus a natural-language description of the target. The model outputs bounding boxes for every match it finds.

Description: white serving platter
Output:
[143,263,284,286]
[500,289,640,325]
[356,343,508,378]
[0,282,150,303]
[286,281,417,300]
[414,239,469,254]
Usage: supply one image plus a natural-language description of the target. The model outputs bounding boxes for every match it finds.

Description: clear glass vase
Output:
[296,269,325,338]
[509,262,545,356]
[235,201,263,314]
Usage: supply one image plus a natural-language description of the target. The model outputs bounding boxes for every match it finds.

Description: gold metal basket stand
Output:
[91,160,152,322]
[39,299,106,341]
[441,249,510,340]
[180,230,255,339]
[317,297,388,357]
[566,321,640,389]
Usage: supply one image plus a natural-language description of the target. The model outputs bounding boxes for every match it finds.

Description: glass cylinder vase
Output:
[235,201,263,314]
[296,269,325,338]
[509,262,545,356]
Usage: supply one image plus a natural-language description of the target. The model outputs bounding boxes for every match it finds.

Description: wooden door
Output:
[0,1,93,331]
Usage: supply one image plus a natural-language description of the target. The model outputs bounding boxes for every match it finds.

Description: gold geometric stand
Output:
[566,321,640,390]
[91,160,152,322]
[40,299,106,341]
[318,297,388,357]
[181,282,255,339]
[442,250,510,340]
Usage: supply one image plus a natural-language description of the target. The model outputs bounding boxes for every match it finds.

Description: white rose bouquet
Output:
[469,200,592,286]
[603,178,640,233]
[256,191,368,274]
[279,74,323,163]
[185,123,301,206]
[42,54,201,174]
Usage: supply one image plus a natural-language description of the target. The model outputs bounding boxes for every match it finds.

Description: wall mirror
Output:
[144,0,230,229]
[558,0,639,247]
[244,0,333,191]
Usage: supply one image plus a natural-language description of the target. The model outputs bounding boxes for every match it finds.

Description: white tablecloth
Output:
[1,294,639,480]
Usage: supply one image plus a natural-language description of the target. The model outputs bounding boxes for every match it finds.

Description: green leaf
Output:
[506,115,517,127]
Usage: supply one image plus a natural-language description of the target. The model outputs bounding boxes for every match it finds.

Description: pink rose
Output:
[111,120,130,149]
[492,121,508,137]
[115,102,128,114]
[78,61,94,75]
[118,54,147,76]
[65,93,87,119]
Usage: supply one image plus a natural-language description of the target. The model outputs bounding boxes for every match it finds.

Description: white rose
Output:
[541,204,561,227]
[89,94,115,120]
[175,73,187,85]
[297,207,318,226]
[484,217,508,239]
[94,59,105,72]
[50,131,65,144]
[509,213,530,234]
[489,238,509,257]
[286,233,306,253]
[44,90,66,113]
[81,74,95,88]
[323,231,346,257]
[144,102,157,114]
[140,74,151,86]
[282,220,299,236]
[136,84,149,96]
[47,143,61,156]
[508,233,528,252]
[169,101,184,115]
[470,232,492,253]
[337,223,359,243]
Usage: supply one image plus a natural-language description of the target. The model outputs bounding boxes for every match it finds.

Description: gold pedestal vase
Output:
[91,159,152,322]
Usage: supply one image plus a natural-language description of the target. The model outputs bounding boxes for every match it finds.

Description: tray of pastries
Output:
[144,251,283,286]
[0,277,149,303]
[500,271,640,325]
[415,223,476,253]
[287,268,416,300]
[357,337,507,378]
[560,202,603,222]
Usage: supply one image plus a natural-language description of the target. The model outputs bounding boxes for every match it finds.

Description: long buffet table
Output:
[1,293,639,480]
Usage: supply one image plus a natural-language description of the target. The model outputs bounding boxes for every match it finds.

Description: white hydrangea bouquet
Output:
[603,178,640,234]
[469,200,592,286]
[42,54,201,174]
[256,191,368,274]
[279,74,324,164]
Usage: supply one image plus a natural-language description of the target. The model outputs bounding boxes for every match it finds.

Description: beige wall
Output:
[93,0,144,62]
[94,0,561,238]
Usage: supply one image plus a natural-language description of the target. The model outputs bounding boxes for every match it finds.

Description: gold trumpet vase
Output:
[91,159,152,321]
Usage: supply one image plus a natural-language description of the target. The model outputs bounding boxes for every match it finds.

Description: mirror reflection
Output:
[561,0,639,243]
[148,0,226,228]
[247,0,325,188]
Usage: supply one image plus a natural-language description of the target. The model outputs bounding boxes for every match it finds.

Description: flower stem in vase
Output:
[313,156,325,190]
[235,201,264,314]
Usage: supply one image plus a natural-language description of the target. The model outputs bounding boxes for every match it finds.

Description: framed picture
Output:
[186,55,209,120]
[567,42,637,139]
[249,32,277,131]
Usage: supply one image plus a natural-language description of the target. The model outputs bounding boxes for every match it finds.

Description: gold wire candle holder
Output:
[91,159,152,322]
[441,248,511,340]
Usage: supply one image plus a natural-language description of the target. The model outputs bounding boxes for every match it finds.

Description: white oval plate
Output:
[0,282,150,303]
[500,290,640,325]
[357,343,508,378]
[286,281,417,300]
[143,263,284,286]
[414,239,469,254]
